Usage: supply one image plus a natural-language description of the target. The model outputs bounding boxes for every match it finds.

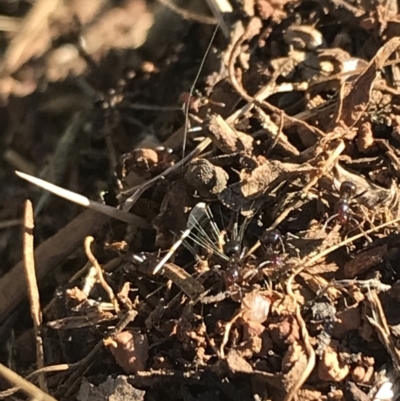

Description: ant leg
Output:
[322,214,338,231]
[352,189,368,201]
[344,216,373,243]
[278,235,286,253]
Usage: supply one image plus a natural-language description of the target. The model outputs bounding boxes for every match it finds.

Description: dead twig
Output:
[366,289,400,376]
[15,170,150,228]
[0,363,57,401]
[284,275,316,401]
[220,310,242,359]
[56,340,104,398]
[59,310,138,398]
[84,236,120,315]
[288,215,400,293]
[0,364,70,399]
[22,200,47,392]
[228,17,325,139]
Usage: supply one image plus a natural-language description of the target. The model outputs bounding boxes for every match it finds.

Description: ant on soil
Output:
[323,180,365,230]
[182,203,251,288]
[143,201,268,289]
[257,229,285,270]
[335,181,357,226]
[185,206,286,289]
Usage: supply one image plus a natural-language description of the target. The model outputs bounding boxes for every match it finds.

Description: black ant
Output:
[335,181,357,225]
[185,205,258,288]
[226,228,288,285]
[324,180,365,230]
[142,202,247,286]
[149,203,286,289]
[223,239,247,286]
[257,229,285,270]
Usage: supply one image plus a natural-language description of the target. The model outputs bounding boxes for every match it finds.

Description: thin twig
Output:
[57,341,103,398]
[0,364,69,399]
[61,310,138,398]
[0,218,23,229]
[367,289,400,376]
[182,22,220,159]
[288,215,400,292]
[84,236,120,314]
[157,0,217,25]
[0,363,57,401]
[220,310,242,358]
[228,18,326,139]
[15,170,150,228]
[22,200,47,392]
[284,276,316,401]
[266,215,400,397]
[0,16,21,32]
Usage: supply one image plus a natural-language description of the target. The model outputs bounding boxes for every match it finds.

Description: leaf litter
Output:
[3,1,400,401]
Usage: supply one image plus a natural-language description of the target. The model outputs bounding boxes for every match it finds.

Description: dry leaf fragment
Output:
[205,114,253,153]
[239,161,280,198]
[241,291,271,324]
[226,349,253,373]
[107,331,149,374]
[344,244,387,278]
[334,37,400,132]
[317,341,350,382]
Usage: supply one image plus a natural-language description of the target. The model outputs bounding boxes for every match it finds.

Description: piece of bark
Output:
[205,114,253,153]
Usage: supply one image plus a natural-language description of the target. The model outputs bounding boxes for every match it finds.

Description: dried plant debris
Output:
[77,376,146,401]
[6,1,400,401]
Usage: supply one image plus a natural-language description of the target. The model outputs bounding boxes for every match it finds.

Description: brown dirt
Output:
[1,1,400,401]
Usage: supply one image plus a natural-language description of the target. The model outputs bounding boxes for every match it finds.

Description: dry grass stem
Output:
[84,236,120,314]
[22,200,47,393]
[157,0,217,25]
[0,364,70,399]
[15,171,150,228]
[0,363,57,401]
[1,0,59,73]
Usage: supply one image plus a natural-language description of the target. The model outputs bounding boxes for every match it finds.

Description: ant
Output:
[335,181,357,226]
[323,180,367,231]
[226,227,288,285]
[149,202,249,288]
[149,203,287,290]
[257,229,285,270]
[222,239,247,287]
[223,227,290,287]
[183,205,259,288]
